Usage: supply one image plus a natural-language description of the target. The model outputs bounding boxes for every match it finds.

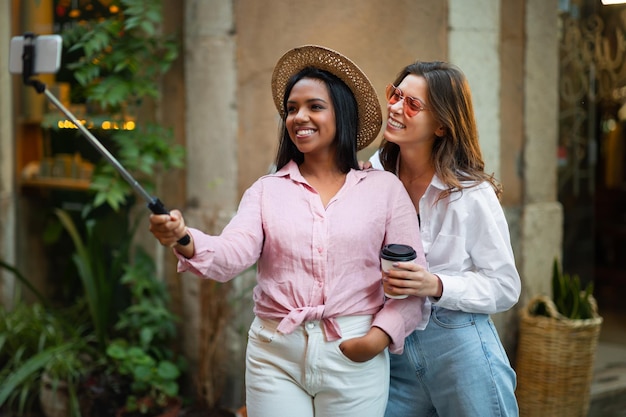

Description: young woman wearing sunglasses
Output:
[370,61,521,417]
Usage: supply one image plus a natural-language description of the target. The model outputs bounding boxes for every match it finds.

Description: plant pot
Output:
[515,295,603,417]
[40,372,69,417]
[115,396,182,417]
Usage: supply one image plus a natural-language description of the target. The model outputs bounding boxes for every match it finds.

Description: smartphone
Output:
[9,34,63,75]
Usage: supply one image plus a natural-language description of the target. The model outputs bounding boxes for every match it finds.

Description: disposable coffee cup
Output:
[380,244,417,299]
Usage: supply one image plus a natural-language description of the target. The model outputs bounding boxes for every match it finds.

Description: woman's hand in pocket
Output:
[339,326,390,362]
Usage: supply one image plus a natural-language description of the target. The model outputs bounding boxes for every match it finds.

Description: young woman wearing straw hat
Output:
[149,45,429,417]
[369,61,521,416]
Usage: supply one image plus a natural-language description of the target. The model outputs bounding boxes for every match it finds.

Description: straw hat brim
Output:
[271,45,382,151]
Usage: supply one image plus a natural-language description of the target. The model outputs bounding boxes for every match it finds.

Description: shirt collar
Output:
[430,173,447,190]
[273,160,366,184]
[272,160,303,181]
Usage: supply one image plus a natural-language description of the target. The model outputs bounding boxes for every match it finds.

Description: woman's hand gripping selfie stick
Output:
[17,33,190,246]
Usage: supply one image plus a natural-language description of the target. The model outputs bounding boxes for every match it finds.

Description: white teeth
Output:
[388,119,405,129]
[297,129,315,135]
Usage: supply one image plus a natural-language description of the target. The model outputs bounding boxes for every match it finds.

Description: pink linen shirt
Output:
[176,160,429,354]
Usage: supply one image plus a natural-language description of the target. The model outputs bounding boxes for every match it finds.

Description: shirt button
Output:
[306,322,315,329]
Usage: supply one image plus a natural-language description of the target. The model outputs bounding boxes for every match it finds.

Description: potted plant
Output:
[39,331,100,417]
[515,257,604,417]
[0,300,98,417]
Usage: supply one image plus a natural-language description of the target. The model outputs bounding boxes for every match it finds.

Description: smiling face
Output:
[285,77,337,157]
[384,74,444,149]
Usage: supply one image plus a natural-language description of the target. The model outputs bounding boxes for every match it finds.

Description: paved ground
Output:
[588,309,626,417]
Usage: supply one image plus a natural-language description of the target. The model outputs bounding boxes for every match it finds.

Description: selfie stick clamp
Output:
[21,33,46,94]
[20,32,190,245]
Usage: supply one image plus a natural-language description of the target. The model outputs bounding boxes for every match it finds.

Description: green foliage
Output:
[0,303,98,416]
[89,164,134,212]
[114,248,177,348]
[0,343,72,413]
[63,0,179,112]
[60,0,184,212]
[29,215,186,414]
[89,124,185,211]
[55,208,133,349]
[2,2,188,413]
[550,258,596,320]
[105,247,185,413]
[106,340,181,413]
[0,259,47,305]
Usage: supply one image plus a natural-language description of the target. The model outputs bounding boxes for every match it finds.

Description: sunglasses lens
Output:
[386,85,401,104]
[386,84,425,117]
[404,98,421,117]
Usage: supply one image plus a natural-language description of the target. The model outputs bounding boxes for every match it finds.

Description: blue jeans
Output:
[384,306,519,417]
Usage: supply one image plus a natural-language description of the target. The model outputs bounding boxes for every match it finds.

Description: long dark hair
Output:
[274,67,359,173]
[379,61,502,199]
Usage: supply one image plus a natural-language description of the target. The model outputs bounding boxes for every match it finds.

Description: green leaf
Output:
[0,260,47,306]
[0,344,71,406]
[570,275,581,318]
[140,20,156,36]
[106,342,128,360]
[549,256,597,319]
[132,364,153,381]
[159,380,178,397]
[157,360,180,380]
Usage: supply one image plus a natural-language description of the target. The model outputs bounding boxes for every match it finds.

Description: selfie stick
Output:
[20,32,190,245]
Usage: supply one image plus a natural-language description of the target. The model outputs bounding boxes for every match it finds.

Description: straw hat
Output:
[271,45,382,151]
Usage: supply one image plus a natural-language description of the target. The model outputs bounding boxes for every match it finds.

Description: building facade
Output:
[1,0,565,408]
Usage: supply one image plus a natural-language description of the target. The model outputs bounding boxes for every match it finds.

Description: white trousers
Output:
[245,315,389,417]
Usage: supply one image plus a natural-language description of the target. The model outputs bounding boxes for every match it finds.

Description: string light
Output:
[56,119,136,130]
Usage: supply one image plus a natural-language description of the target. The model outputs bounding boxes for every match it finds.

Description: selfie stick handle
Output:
[21,34,190,245]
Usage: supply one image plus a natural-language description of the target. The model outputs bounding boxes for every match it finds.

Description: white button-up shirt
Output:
[371,153,521,314]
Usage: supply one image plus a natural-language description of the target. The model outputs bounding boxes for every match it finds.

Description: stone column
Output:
[181,0,242,409]
[449,0,502,177]
[449,0,515,348]
[0,0,16,308]
[521,0,562,301]
[448,0,563,356]
[185,0,238,211]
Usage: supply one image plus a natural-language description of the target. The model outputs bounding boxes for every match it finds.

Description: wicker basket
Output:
[515,295,603,417]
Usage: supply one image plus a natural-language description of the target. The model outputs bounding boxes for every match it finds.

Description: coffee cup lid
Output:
[381,244,417,261]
